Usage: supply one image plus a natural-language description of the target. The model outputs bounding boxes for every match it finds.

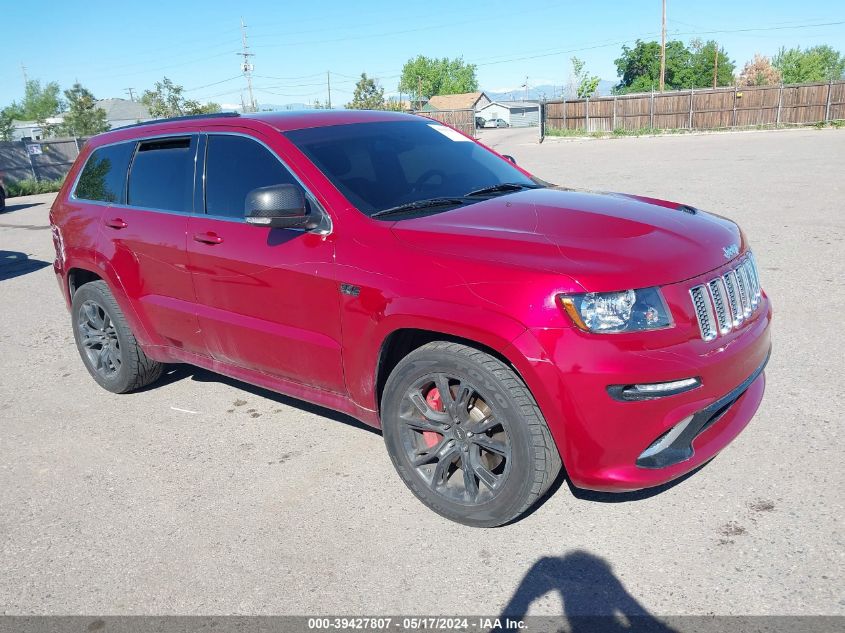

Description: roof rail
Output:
[116,111,241,131]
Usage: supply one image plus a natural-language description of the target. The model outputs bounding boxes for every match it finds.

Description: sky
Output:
[1,0,843,109]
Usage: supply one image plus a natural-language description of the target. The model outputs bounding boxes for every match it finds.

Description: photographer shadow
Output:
[496,551,677,633]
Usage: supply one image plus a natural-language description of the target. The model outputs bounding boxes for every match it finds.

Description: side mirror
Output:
[245,184,313,229]
[502,154,517,164]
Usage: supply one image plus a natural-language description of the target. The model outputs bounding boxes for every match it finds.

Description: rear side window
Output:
[205,135,298,218]
[74,142,134,203]
[127,137,196,213]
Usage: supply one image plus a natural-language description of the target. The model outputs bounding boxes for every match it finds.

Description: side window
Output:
[127,137,196,213]
[205,135,298,218]
[74,142,135,203]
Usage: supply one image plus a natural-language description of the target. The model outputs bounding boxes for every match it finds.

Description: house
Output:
[476,100,540,127]
[10,121,45,141]
[423,92,491,113]
[12,99,153,140]
[94,98,152,129]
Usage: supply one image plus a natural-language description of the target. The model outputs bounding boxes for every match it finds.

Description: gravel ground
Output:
[0,127,842,618]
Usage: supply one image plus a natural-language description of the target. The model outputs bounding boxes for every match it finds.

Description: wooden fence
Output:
[414,108,475,137]
[544,80,845,133]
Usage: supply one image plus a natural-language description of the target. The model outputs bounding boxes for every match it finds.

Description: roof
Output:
[480,100,540,110]
[426,92,487,111]
[86,109,420,146]
[95,98,151,122]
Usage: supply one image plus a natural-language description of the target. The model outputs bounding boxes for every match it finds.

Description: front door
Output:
[186,131,345,394]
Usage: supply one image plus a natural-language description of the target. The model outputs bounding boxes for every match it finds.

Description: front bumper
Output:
[507,293,772,492]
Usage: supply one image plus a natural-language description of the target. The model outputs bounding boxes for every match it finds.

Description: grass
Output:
[545,120,845,139]
[4,177,65,198]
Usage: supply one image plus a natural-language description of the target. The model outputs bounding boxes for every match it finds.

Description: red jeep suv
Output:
[50,111,771,526]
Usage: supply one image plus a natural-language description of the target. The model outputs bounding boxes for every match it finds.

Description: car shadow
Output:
[495,551,678,632]
[512,458,711,525]
[0,250,51,281]
[150,364,381,435]
[1,202,42,213]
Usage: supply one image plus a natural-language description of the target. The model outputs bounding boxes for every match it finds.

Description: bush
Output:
[5,177,65,197]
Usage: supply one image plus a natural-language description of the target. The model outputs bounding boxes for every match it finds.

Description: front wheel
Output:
[381,341,561,527]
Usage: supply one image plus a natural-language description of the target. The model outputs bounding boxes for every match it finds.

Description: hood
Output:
[390,188,744,292]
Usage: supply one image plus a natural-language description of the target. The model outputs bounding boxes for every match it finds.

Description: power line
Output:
[183,75,244,93]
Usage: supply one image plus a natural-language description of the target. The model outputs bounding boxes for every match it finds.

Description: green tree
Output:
[773,45,845,83]
[59,83,110,137]
[687,40,735,88]
[615,40,691,93]
[346,73,387,110]
[5,79,64,125]
[398,55,478,101]
[571,57,600,98]
[614,39,735,92]
[0,107,16,141]
[141,77,221,118]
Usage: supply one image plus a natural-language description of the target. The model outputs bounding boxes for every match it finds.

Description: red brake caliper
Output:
[423,387,444,448]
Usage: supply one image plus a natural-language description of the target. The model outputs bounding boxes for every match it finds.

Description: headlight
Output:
[558,287,673,333]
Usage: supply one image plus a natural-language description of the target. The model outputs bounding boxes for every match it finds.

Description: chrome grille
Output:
[690,252,764,341]
[722,271,742,327]
[690,286,717,342]
[707,278,731,335]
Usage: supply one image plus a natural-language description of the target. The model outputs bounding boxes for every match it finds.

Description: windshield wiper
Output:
[464,182,542,197]
[370,197,468,219]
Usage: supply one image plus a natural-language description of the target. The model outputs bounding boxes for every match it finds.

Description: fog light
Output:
[608,377,701,401]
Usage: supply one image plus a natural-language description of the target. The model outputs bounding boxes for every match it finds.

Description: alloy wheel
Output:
[398,373,512,505]
[77,299,122,379]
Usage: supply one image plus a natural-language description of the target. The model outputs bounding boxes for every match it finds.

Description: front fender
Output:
[341,292,529,413]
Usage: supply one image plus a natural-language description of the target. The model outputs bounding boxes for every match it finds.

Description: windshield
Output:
[284,120,537,217]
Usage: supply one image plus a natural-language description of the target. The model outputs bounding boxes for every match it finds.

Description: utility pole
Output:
[417,75,422,110]
[712,44,719,88]
[238,17,256,112]
[659,0,666,91]
[326,71,332,109]
[20,62,28,89]
[124,88,136,101]
[524,75,529,100]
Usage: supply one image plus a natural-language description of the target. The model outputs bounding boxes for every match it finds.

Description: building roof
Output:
[426,92,487,111]
[480,100,540,110]
[95,98,151,122]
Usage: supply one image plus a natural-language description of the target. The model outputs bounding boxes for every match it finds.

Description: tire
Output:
[0,188,5,212]
[381,341,561,527]
[71,280,164,393]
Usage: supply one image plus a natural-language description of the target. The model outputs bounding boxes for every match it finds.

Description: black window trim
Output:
[70,132,198,216]
[69,130,331,235]
[126,133,198,215]
[198,131,331,234]
[70,139,136,205]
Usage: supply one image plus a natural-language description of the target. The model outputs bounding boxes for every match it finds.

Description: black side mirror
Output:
[502,154,517,164]
[245,184,313,229]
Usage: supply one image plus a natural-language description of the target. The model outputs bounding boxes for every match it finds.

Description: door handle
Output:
[104,217,128,229]
[193,232,224,245]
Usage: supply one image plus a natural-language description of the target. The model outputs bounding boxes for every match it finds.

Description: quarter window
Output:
[74,142,134,203]
[127,137,196,213]
[205,135,298,218]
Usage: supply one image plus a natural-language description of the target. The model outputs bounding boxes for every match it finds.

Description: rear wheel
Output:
[381,341,561,527]
[71,280,164,393]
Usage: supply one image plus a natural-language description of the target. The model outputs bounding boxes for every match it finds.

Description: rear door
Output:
[186,130,344,393]
[98,135,204,353]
